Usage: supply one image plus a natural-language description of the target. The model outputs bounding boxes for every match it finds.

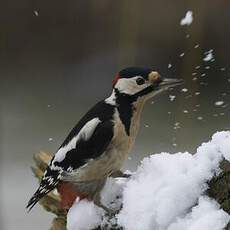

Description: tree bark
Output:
[32,152,230,230]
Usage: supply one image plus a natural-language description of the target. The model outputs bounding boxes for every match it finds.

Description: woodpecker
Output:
[27,67,183,211]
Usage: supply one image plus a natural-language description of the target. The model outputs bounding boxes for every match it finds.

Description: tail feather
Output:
[26,184,56,211]
[26,186,54,212]
[27,168,60,211]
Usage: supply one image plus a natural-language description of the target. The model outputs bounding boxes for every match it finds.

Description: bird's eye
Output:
[136,77,145,85]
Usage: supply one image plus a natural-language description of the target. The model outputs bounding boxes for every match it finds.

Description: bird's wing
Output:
[27,101,115,211]
[52,118,114,172]
[26,117,114,211]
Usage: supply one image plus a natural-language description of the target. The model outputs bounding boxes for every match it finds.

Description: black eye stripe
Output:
[136,77,145,85]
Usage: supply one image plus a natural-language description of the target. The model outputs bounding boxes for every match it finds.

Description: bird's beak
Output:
[159,78,184,88]
[148,71,183,89]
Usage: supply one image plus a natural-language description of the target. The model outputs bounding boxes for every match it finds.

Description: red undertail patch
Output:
[57,182,87,210]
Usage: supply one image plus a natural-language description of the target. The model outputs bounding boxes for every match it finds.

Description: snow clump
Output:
[67,131,230,230]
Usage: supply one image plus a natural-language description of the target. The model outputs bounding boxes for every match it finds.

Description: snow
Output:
[67,131,230,230]
[203,50,214,62]
[67,200,104,230]
[34,10,39,16]
[181,88,188,92]
[220,67,226,72]
[100,177,127,211]
[215,101,224,106]
[169,95,176,101]
[168,196,229,230]
[180,11,193,26]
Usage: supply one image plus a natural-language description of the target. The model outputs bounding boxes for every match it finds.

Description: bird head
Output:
[112,67,183,100]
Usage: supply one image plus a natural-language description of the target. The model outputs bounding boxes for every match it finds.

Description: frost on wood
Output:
[32,132,230,230]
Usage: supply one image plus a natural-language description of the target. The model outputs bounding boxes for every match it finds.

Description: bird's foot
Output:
[110,170,131,178]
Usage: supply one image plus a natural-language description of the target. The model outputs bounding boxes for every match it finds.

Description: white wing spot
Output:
[53,118,101,163]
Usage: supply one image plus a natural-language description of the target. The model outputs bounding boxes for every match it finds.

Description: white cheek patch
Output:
[53,118,101,164]
[115,77,149,95]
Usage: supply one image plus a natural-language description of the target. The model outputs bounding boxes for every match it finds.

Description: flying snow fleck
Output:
[180,11,193,26]
[181,88,188,92]
[169,95,176,101]
[215,101,224,106]
[203,50,214,62]
[220,67,226,72]
[34,10,39,16]
[168,63,172,69]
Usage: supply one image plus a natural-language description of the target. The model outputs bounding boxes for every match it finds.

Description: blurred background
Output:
[1,0,230,229]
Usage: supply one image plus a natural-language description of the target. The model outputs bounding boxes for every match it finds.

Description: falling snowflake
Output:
[34,10,39,16]
[169,95,176,101]
[203,50,214,62]
[215,101,224,106]
[220,67,226,71]
[181,88,188,92]
[180,11,193,26]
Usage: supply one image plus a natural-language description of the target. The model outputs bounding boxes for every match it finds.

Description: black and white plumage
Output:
[27,67,183,211]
